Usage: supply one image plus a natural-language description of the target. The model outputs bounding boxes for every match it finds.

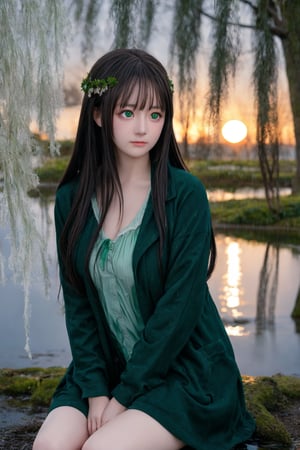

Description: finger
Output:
[96,416,102,430]
[88,417,97,435]
[101,416,109,426]
[87,417,93,435]
[102,407,112,426]
[101,412,108,426]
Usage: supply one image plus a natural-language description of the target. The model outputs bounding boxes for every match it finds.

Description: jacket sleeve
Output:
[112,175,212,406]
[55,184,110,399]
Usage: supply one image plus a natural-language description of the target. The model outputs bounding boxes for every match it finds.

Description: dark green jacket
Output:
[52,165,255,449]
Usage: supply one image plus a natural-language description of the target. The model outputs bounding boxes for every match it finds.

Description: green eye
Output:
[151,112,160,120]
[122,110,133,118]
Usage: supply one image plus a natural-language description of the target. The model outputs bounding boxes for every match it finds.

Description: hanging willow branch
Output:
[110,0,141,48]
[253,0,280,214]
[206,0,240,128]
[170,0,203,92]
[0,0,66,355]
[73,0,156,51]
[138,0,159,47]
[169,0,203,157]
[73,0,103,63]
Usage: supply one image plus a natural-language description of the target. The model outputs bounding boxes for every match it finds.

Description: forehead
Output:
[117,79,164,109]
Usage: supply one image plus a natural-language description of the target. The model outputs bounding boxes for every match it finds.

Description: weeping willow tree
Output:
[74,0,300,212]
[0,0,66,355]
[1,0,299,352]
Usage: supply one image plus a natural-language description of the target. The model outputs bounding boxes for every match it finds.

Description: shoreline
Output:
[0,369,300,449]
[29,180,300,236]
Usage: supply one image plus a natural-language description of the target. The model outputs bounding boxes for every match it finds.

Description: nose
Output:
[134,112,147,135]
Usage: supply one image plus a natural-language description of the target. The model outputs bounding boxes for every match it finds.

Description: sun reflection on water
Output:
[225,325,248,337]
[220,238,249,337]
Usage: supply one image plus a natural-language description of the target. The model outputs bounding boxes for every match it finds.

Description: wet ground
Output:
[1,422,41,450]
[0,395,46,449]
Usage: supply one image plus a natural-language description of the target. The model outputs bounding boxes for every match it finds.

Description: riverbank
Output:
[0,368,300,449]
[4,150,298,448]
[34,151,300,232]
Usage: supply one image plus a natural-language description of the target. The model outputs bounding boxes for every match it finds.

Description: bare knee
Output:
[82,436,112,450]
[82,440,99,450]
[32,433,59,450]
[82,409,185,450]
[33,432,83,450]
[33,430,80,450]
[82,441,93,450]
[32,406,88,450]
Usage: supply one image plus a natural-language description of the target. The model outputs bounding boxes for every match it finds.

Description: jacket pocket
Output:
[172,338,239,405]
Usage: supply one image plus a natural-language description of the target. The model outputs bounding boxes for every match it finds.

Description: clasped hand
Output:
[88,396,127,435]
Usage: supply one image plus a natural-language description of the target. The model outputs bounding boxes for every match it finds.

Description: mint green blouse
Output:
[89,194,149,361]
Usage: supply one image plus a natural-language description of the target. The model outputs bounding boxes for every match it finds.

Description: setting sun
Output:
[222,120,248,144]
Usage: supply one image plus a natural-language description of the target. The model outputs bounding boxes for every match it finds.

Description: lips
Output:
[131,141,147,146]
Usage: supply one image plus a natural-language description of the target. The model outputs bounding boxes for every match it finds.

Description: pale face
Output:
[112,85,165,162]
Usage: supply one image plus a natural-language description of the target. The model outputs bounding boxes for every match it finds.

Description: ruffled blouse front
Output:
[89,194,149,361]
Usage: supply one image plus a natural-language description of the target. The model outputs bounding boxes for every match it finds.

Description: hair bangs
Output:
[117,75,166,111]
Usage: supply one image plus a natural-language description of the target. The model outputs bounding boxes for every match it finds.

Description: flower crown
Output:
[81,75,174,97]
[81,75,118,97]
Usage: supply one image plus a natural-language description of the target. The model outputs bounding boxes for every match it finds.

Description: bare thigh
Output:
[32,406,88,450]
[82,409,185,450]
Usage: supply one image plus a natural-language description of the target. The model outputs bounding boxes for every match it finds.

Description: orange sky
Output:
[53,94,295,147]
[52,10,296,148]
[54,61,295,147]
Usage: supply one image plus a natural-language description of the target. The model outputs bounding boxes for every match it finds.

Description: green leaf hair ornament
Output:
[81,75,118,97]
[81,75,174,97]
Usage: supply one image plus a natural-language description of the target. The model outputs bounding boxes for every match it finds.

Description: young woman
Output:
[33,48,255,450]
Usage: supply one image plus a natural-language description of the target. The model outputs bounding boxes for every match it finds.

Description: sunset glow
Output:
[222,120,248,144]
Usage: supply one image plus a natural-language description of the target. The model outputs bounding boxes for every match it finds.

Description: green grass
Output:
[35,156,70,183]
[34,152,300,231]
[35,155,296,189]
[188,159,295,189]
[34,139,73,183]
[0,367,65,406]
[210,195,300,229]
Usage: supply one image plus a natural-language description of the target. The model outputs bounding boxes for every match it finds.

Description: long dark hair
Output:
[58,48,216,294]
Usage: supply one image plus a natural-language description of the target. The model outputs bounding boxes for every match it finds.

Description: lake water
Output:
[0,195,300,378]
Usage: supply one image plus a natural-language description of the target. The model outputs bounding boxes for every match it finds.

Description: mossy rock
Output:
[0,367,65,406]
[243,374,300,446]
[1,368,300,447]
[0,371,38,397]
[31,376,64,406]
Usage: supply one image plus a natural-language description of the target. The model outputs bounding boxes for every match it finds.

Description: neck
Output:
[117,155,151,185]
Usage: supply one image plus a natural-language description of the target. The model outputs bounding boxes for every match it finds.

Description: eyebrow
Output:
[120,103,163,109]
